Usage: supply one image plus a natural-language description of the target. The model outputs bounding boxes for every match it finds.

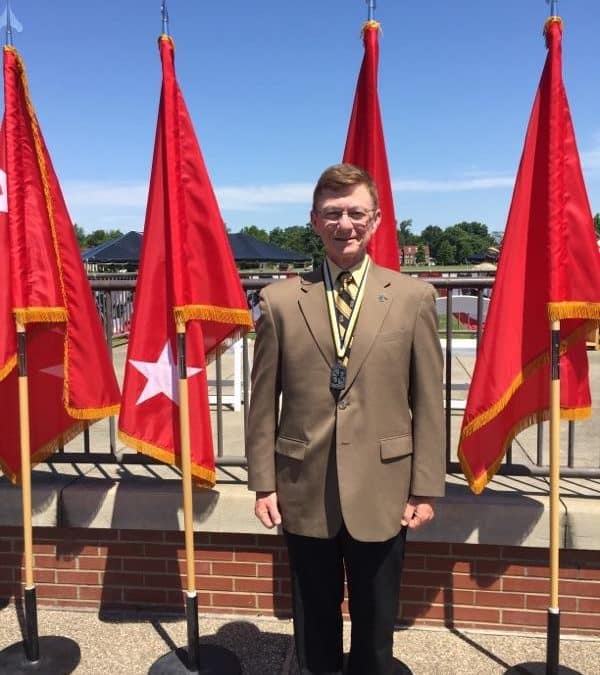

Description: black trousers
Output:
[285,524,407,675]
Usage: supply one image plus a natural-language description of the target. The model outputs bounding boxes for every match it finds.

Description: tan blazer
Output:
[246,262,445,542]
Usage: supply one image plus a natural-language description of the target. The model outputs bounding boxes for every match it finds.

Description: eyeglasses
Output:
[316,207,375,226]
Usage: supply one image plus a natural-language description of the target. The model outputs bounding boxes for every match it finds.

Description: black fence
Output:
[48,276,600,480]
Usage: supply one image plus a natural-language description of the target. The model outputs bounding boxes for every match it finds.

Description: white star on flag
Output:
[129,340,202,406]
[40,363,64,379]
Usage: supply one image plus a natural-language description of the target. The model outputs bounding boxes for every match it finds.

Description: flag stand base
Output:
[341,654,412,674]
[0,636,81,674]
[504,665,582,675]
[504,610,582,674]
[148,594,241,675]
[148,645,242,675]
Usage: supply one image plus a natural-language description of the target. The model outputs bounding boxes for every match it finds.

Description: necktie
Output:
[336,271,356,363]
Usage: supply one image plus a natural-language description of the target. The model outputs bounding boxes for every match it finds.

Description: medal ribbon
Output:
[324,257,370,363]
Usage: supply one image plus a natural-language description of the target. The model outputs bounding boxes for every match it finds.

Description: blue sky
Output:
[3,1,600,235]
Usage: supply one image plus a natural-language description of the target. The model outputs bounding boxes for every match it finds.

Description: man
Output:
[246,164,444,675]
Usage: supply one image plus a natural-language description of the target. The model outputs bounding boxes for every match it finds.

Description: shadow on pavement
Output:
[150,618,291,675]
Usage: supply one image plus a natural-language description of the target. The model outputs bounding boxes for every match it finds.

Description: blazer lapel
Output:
[344,264,393,391]
[298,267,336,366]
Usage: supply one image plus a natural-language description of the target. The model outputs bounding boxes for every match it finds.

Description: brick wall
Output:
[1,527,599,635]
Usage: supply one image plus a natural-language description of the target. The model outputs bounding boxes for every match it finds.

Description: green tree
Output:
[594,213,600,237]
[439,222,494,264]
[300,225,325,267]
[452,221,490,238]
[397,219,417,247]
[415,244,427,265]
[268,225,324,267]
[239,225,269,243]
[73,223,86,248]
[84,228,123,248]
[436,239,456,265]
[420,225,444,260]
[268,227,287,249]
[269,225,305,252]
[444,227,476,264]
[490,230,504,247]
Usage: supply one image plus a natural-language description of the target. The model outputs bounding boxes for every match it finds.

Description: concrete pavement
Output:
[0,606,599,674]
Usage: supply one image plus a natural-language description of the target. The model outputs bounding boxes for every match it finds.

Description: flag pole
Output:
[4,0,13,45]
[148,321,241,674]
[161,0,170,36]
[177,321,201,670]
[520,317,581,675]
[366,0,376,21]
[547,319,561,673]
[545,7,563,674]
[0,322,80,671]
[543,8,574,674]
[16,320,39,663]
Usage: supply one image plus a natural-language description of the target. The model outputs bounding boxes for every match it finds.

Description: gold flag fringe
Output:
[66,403,120,420]
[461,321,593,440]
[0,419,92,486]
[174,305,252,327]
[173,305,253,366]
[118,430,216,489]
[0,355,17,382]
[13,307,66,323]
[459,404,591,495]
[547,302,600,321]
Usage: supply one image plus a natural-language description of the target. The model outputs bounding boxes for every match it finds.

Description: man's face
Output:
[311,184,381,268]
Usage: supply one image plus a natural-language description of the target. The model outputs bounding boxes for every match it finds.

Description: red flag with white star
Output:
[343,21,400,270]
[0,46,120,483]
[118,36,252,487]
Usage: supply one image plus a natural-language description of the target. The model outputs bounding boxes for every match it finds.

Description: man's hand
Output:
[401,496,435,530]
[254,491,282,529]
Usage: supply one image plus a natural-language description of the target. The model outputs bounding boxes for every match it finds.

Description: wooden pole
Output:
[176,321,200,670]
[17,321,34,588]
[16,319,40,661]
[547,319,561,673]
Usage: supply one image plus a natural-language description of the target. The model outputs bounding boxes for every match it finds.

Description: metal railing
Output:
[48,276,599,479]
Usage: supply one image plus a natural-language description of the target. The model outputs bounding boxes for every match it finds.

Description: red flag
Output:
[118,36,252,488]
[343,21,400,271]
[0,46,121,483]
[458,19,600,494]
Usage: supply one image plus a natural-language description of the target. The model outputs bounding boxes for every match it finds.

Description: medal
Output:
[330,363,347,390]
